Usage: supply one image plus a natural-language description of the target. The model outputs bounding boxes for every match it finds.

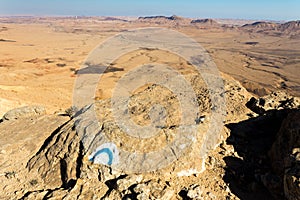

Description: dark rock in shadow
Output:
[244,42,259,45]
[75,64,124,75]
[224,108,298,199]
[56,63,66,67]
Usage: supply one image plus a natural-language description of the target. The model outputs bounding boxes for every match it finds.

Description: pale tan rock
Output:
[187,184,203,199]
[27,119,81,190]
[2,105,46,121]
[0,113,69,199]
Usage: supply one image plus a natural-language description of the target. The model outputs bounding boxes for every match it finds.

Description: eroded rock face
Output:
[0,113,69,199]
[27,119,81,190]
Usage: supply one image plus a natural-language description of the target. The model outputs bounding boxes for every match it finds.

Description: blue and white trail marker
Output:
[88,143,119,166]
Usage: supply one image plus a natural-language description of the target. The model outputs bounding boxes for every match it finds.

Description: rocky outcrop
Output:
[27,119,81,190]
[0,71,227,199]
[22,72,223,198]
[0,74,299,199]
[225,92,300,199]
[0,111,69,199]
[246,91,300,115]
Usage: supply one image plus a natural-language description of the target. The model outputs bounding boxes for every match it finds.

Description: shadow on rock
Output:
[224,108,299,200]
[75,64,124,75]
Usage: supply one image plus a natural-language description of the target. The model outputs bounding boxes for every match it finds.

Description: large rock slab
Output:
[2,105,46,121]
[0,113,69,199]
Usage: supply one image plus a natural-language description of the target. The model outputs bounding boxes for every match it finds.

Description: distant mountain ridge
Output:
[137,15,221,28]
[241,20,300,36]
[279,20,300,31]
[191,18,218,25]
[242,21,278,29]
[138,15,184,21]
[137,15,190,26]
[137,15,300,32]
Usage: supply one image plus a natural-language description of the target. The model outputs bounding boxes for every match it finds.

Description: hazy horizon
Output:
[0,15,294,23]
[0,0,299,21]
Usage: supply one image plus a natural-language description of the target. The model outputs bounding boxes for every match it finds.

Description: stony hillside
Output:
[0,71,299,200]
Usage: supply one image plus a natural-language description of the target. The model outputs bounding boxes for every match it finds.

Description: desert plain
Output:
[0,16,299,115]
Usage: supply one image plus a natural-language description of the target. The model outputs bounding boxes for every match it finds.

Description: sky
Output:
[0,0,299,20]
